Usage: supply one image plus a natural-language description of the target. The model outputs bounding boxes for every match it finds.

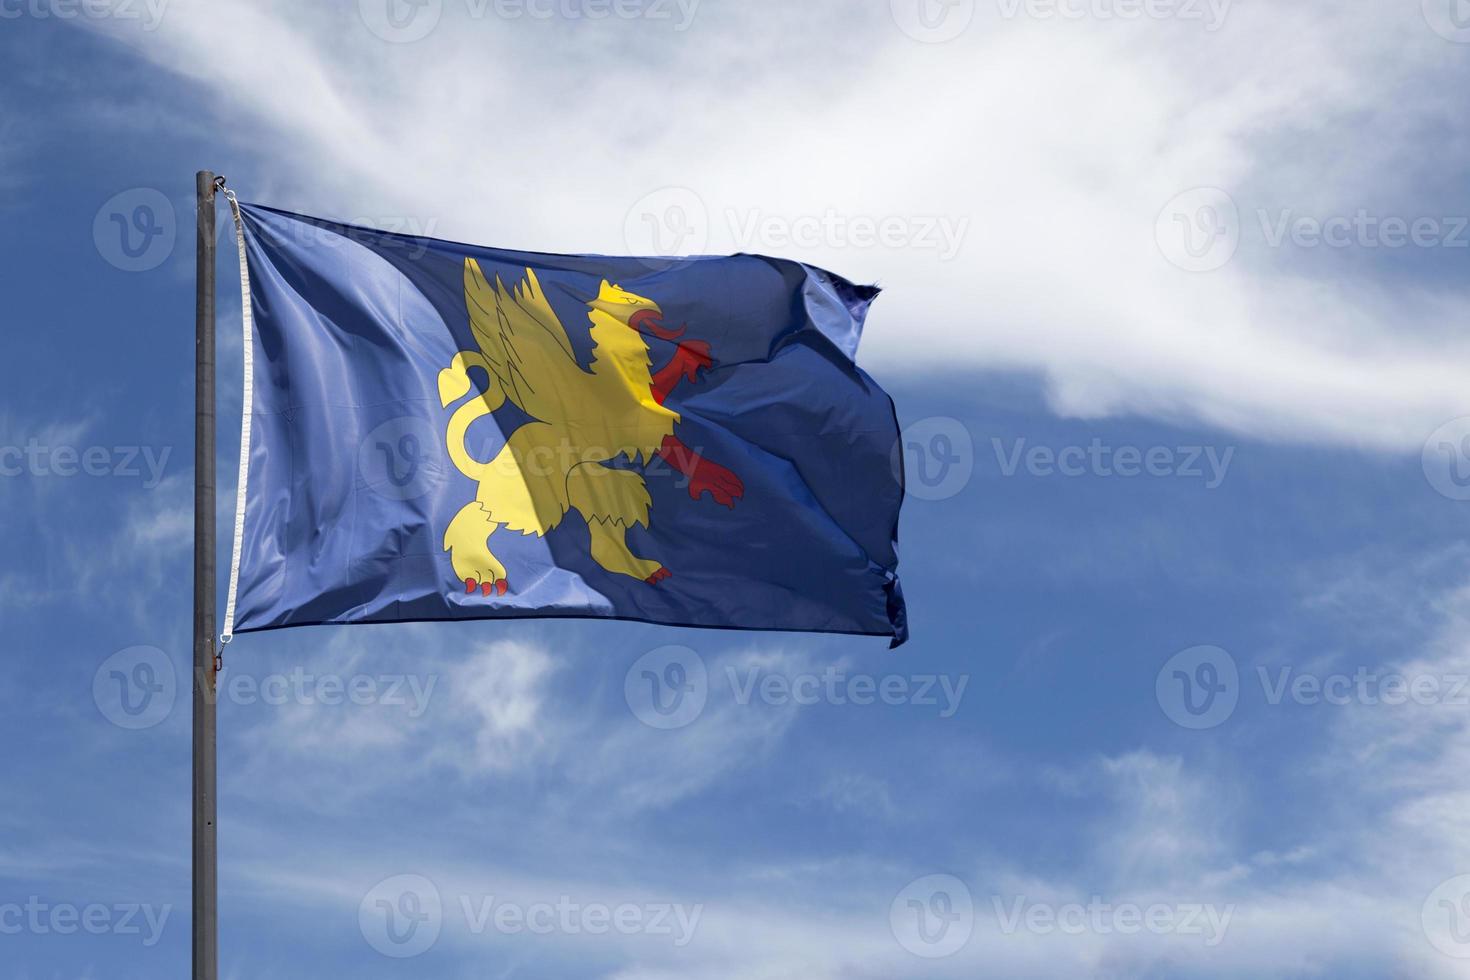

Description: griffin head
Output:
[589,280,686,341]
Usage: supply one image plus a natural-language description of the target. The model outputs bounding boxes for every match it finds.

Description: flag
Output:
[229,204,907,645]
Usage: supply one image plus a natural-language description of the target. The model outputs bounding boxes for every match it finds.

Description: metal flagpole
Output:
[193,169,220,980]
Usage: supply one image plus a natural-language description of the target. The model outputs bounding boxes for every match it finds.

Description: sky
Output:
[4,0,1470,976]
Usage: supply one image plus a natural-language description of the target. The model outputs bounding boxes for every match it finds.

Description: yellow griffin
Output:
[439,260,745,597]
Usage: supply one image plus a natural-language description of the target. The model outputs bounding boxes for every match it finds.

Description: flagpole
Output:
[193,169,219,980]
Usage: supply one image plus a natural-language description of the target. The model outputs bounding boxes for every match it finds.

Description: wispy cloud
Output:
[229,632,807,818]
[77,0,1470,450]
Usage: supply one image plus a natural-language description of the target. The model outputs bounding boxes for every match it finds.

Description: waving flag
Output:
[227,204,907,645]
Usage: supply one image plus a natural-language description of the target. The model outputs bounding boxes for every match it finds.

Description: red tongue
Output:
[629,308,686,340]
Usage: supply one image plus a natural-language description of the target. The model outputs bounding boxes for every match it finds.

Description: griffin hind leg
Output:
[567,464,668,584]
[444,502,509,596]
[587,521,669,585]
[477,423,572,536]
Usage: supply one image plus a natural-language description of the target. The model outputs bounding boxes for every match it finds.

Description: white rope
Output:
[220,188,254,644]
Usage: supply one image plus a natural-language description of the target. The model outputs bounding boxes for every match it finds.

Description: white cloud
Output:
[234,629,556,785]
[96,471,192,627]
[227,632,806,817]
[76,0,1470,450]
[190,579,1470,978]
[560,645,807,813]
[807,771,897,818]
[986,568,1470,979]
[440,638,559,773]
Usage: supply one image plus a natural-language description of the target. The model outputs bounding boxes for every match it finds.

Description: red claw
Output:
[496,579,509,596]
[686,458,745,509]
[465,578,477,594]
[482,582,494,596]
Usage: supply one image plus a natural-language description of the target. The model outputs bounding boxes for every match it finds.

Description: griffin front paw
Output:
[687,459,744,509]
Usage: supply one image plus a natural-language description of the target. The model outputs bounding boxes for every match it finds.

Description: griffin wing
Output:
[463,259,581,420]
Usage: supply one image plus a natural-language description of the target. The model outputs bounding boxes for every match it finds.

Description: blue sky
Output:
[5,1,1470,977]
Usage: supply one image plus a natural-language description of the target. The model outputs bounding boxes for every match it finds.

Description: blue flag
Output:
[230,204,907,645]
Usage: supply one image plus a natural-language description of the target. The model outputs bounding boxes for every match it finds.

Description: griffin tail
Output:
[439,351,504,481]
